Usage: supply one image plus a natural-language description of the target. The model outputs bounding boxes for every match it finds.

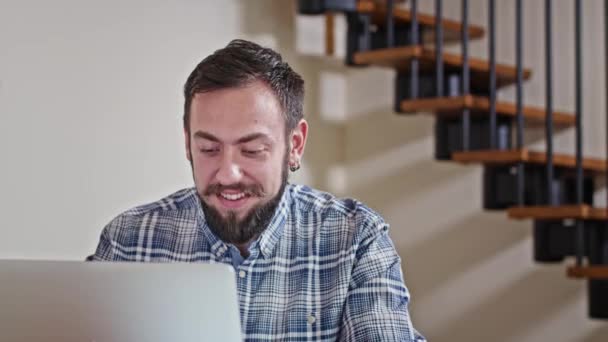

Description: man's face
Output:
[185,81,301,244]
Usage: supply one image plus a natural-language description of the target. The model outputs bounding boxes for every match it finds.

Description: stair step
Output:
[567,266,608,279]
[452,148,607,173]
[508,205,608,220]
[400,95,575,127]
[353,46,532,89]
[357,0,485,43]
[508,205,590,220]
[589,208,608,220]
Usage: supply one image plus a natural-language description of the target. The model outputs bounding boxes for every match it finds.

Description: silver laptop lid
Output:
[0,260,242,342]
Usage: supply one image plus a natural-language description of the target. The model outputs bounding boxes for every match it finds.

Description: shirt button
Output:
[238,270,246,278]
[307,314,316,324]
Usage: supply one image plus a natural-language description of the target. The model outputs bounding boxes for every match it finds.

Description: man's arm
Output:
[339,223,425,341]
[86,225,115,261]
[87,212,137,261]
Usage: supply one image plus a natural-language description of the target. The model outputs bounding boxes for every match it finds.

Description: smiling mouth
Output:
[220,192,246,201]
[216,192,253,209]
[219,192,249,201]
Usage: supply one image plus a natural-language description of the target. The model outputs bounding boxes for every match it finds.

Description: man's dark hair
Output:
[183,39,304,134]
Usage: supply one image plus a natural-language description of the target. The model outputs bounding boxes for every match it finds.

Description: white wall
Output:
[2,0,608,341]
[0,0,334,259]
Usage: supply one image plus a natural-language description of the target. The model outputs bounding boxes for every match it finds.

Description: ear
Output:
[288,119,308,166]
[184,126,192,162]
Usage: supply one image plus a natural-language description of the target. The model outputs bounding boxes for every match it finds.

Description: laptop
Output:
[0,260,242,342]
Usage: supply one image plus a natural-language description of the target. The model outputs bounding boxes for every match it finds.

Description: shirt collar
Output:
[257,185,291,258]
[194,184,292,259]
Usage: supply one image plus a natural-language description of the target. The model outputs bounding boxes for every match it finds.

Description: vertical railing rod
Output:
[435,0,444,97]
[489,0,497,149]
[386,0,394,47]
[574,0,585,266]
[605,0,608,224]
[462,0,470,151]
[410,0,419,99]
[515,0,525,205]
[545,0,555,205]
[574,0,584,207]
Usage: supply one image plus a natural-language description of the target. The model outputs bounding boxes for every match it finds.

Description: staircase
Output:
[297,0,608,319]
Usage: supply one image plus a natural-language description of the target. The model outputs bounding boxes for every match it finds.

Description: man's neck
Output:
[233,235,260,258]
[234,243,251,258]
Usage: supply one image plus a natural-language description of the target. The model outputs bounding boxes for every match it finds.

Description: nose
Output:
[215,150,243,186]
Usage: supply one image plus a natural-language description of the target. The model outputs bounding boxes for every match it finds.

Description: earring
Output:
[289,162,300,172]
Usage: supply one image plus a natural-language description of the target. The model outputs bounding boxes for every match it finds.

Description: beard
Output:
[190,151,290,245]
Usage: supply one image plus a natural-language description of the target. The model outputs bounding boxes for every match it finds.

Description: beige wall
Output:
[0,0,340,259]
[1,0,607,340]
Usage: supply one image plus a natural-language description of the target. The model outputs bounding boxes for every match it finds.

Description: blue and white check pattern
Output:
[90,184,425,341]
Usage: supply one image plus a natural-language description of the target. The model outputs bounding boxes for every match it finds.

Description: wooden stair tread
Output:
[567,266,608,279]
[353,46,532,88]
[357,1,485,43]
[400,95,575,127]
[508,205,590,220]
[508,205,608,220]
[589,208,608,220]
[452,149,607,173]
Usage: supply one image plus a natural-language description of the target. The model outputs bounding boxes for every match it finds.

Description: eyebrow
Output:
[193,131,272,144]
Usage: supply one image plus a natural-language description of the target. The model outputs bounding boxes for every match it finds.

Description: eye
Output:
[242,148,264,157]
[199,148,219,155]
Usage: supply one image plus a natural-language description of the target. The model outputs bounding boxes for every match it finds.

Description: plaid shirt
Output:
[90,184,425,341]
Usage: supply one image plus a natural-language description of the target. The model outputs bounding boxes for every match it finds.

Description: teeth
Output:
[220,192,245,201]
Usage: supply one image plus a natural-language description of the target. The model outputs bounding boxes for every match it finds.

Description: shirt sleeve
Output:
[338,222,425,342]
[86,225,116,261]
[86,213,135,261]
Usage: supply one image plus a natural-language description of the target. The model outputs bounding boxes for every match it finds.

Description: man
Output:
[90,39,424,341]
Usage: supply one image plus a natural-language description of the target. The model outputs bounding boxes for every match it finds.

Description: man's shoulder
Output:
[120,187,199,216]
[102,187,199,238]
[289,184,388,235]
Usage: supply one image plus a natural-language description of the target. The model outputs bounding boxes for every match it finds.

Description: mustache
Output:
[203,183,266,197]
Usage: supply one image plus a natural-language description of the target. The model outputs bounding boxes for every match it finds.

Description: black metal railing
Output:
[574,0,584,266]
[462,0,471,151]
[515,0,525,205]
[435,0,444,97]
[386,0,395,47]
[410,0,419,100]
[545,0,555,206]
[605,0,608,229]
[489,0,497,149]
